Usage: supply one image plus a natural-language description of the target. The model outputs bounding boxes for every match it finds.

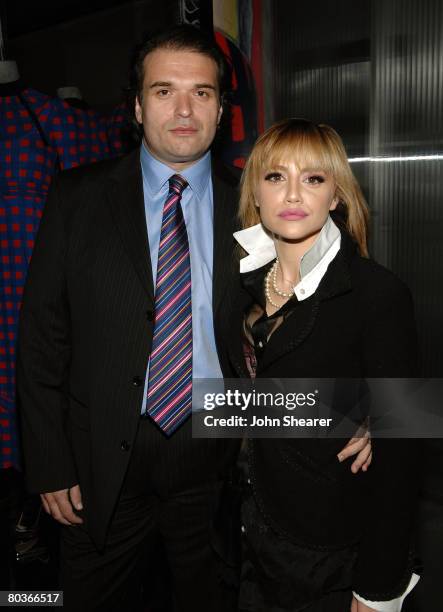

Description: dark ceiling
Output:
[3,0,132,39]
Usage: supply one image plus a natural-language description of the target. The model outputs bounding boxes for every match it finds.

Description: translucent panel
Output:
[271,0,443,373]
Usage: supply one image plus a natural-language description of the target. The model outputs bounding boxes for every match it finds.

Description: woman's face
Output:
[255,160,338,248]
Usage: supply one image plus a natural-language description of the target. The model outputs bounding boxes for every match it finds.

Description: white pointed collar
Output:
[233,223,276,273]
[233,216,341,301]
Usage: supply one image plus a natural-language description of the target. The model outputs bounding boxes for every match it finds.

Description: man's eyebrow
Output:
[148,81,217,91]
[149,81,172,88]
[194,83,217,90]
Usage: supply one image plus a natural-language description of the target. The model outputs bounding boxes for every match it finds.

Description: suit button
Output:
[120,440,130,452]
[132,376,143,387]
[146,309,154,321]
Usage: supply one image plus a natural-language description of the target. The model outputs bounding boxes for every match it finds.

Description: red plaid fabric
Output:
[102,100,135,157]
[0,88,115,470]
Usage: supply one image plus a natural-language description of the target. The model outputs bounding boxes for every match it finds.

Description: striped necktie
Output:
[146,174,192,435]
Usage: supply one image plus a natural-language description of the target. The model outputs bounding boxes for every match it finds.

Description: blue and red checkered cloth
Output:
[0,88,129,471]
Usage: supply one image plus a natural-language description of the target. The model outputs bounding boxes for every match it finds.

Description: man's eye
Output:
[264,172,284,182]
[304,175,325,184]
[157,89,170,97]
[196,90,209,97]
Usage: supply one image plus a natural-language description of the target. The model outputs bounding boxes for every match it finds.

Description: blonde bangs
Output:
[255,128,337,178]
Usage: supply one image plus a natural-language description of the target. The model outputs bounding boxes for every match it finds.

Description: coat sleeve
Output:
[351,271,421,600]
[17,175,77,494]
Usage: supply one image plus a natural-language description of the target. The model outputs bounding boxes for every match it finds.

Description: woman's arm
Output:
[351,269,420,600]
[351,598,376,612]
[352,571,420,611]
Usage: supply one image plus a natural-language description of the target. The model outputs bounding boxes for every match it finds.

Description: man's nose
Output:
[175,92,192,117]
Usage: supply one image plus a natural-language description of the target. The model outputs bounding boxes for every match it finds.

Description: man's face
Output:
[135,48,223,171]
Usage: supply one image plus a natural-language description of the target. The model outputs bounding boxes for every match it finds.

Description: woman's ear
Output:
[330,195,339,211]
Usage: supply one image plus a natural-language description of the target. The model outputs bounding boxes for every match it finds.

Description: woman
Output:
[228,119,420,611]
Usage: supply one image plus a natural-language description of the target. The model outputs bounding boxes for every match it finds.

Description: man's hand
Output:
[40,484,84,526]
[337,430,372,473]
[351,595,377,611]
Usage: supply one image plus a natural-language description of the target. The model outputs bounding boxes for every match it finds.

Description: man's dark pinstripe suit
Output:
[17,149,241,610]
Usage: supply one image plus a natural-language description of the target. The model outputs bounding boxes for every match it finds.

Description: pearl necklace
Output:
[272,258,295,297]
[264,265,281,308]
[264,258,295,308]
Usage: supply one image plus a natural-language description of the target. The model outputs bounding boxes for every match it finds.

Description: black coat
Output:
[226,233,421,600]
[17,149,241,550]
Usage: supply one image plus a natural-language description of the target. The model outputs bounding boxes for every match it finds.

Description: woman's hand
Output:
[350,595,377,611]
[337,428,372,473]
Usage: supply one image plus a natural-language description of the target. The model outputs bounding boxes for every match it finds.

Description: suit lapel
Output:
[212,161,240,314]
[106,150,154,302]
[106,154,240,311]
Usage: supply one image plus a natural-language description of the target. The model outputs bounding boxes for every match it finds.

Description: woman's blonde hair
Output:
[239,118,369,256]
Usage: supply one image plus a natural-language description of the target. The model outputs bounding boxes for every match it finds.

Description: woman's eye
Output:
[264,172,284,182]
[304,174,325,185]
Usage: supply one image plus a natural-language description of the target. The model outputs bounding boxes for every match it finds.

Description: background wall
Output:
[369,0,443,376]
[269,0,443,375]
[5,0,442,373]
[6,0,189,111]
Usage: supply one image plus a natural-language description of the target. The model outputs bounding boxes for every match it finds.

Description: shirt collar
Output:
[300,215,341,277]
[234,215,340,274]
[234,216,341,302]
[140,140,211,200]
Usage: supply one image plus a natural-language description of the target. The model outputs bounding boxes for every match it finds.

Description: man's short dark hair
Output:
[133,24,230,103]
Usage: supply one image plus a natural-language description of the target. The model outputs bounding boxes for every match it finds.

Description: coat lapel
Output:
[257,298,321,373]
[259,251,353,372]
[226,295,320,378]
[241,247,353,375]
[106,150,154,302]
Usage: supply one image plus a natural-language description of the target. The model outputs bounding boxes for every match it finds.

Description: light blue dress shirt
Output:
[140,143,223,414]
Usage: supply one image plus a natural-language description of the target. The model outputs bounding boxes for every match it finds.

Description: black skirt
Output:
[239,486,357,612]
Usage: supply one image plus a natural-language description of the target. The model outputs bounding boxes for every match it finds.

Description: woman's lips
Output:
[278,210,308,220]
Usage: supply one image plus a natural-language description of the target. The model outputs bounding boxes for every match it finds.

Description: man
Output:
[17,25,370,612]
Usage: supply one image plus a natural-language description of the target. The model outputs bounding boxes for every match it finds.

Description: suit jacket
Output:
[17,148,241,549]
[225,233,421,601]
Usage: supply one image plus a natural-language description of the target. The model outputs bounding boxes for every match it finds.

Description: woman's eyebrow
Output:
[300,166,327,173]
[265,164,287,170]
[263,164,327,173]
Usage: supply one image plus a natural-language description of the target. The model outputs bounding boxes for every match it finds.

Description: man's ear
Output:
[217,103,223,125]
[135,96,143,125]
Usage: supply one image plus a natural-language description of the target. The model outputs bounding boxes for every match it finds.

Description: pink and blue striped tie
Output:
[146,174,192,435]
